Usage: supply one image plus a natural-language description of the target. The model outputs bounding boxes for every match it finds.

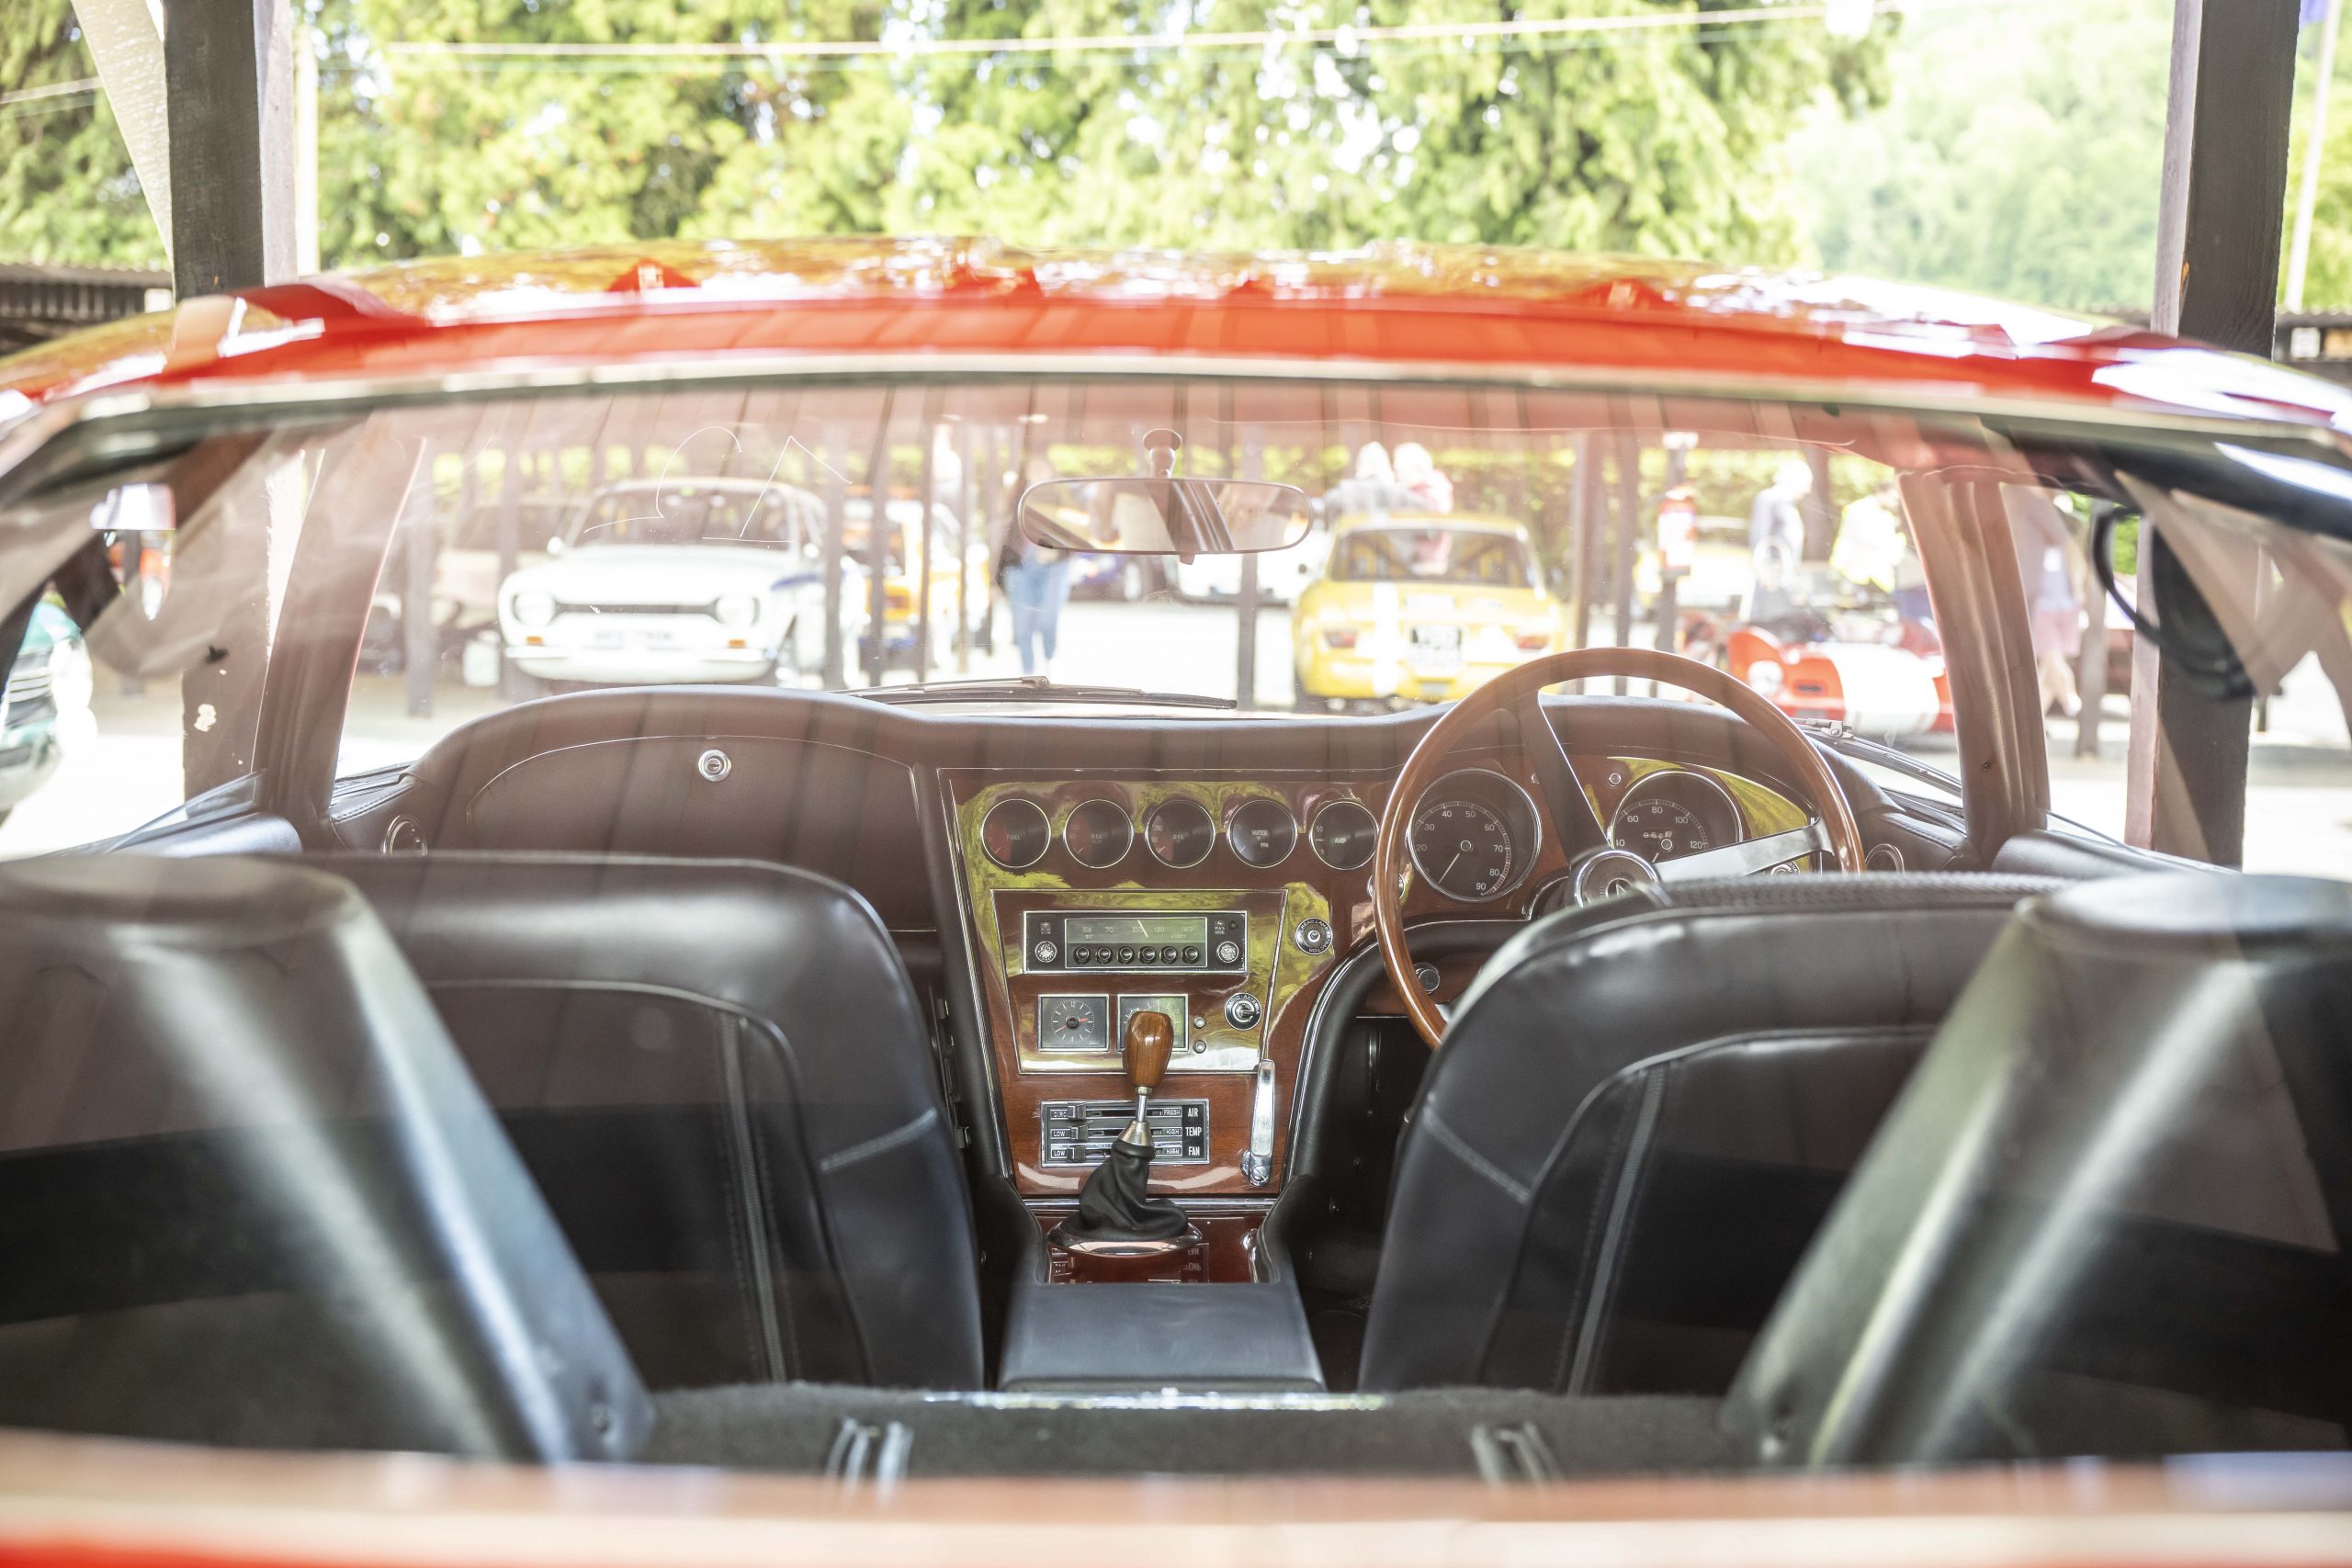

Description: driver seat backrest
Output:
[300,852,984,1392]
[1356,874,2062,1395]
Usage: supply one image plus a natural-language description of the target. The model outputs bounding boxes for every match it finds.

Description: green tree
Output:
[0,0,164,266]
[1788,0,2172,311]
[888,0,1887,255]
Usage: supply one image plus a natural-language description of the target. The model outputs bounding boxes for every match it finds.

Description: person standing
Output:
[1394,442,1454,513]
[998,457,1074,677]
[2005,490,2083,718]
[1748,459,1813,571]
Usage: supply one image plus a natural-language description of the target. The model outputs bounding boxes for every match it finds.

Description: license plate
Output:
[1408,625,1462,671]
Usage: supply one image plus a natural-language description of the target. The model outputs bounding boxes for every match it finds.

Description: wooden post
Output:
[1610,434,1641,696]
[163,0,300,794]
[820,424,846,688]
[2126,0,2298,863]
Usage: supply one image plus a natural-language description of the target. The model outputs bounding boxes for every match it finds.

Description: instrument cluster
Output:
[978,787,1381,875]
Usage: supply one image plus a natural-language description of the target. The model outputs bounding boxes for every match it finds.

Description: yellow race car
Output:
[1292,512,1568,710]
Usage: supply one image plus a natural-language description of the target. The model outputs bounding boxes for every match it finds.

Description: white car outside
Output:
[1171,524,1329,604]
[500,479,866,687]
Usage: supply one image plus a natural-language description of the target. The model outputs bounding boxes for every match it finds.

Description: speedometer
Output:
[1409,799,1518,900]
[1607,769,1742,864]
[1611,797,1713,862]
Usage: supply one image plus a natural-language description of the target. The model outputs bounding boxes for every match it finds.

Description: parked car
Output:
[0,602,91,828]
[839,495,993,669]
[5,239,2352,1557]
[1292,513,1566,709]
[498,478,855,687]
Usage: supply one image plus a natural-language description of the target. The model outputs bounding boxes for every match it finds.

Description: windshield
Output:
[566,483,820,550]
[0,371,2342,889]
[1329,525,1537,588]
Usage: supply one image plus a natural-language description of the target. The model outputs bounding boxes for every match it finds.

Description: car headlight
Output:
[714,593,760,628]
[512,590,556,628]
[1744,659,1786,698]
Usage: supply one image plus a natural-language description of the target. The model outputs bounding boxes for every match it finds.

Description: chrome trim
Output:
[1405,767,1544,904]
[1653,820,1831,882]
[1241,1060,1276,1188]
[1572,848,1662,907]
[695,747,733,783]
[1605,766,1744,859]
[1306,797,1378,871]
[379,814,426,854]
[978,795,1051,870]
[1142,795,1216,869]
[1061,796,1135,869]
[26,353,2347,460]
[1225,795,1298,868]
[1866,840,1907,873]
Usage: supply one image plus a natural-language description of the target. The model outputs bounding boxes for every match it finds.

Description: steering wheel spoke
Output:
[1652,821,1830,884]
[1512,689,1608,861]
[1374,648,1866,1051]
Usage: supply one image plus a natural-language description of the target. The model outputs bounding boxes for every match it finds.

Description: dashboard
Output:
[330,686,1962,1211]
[946,749,1817,1199]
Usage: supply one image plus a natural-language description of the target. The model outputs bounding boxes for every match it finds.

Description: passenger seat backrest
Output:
[1358,874,2061,1395]
[0,855,650,1457]
[307,852,985,1391]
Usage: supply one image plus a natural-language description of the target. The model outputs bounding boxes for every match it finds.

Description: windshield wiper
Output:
[1795,718,1965,799]
[856,675,1238,710]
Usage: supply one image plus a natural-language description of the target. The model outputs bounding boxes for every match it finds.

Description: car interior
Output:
[0,371,2349,1482]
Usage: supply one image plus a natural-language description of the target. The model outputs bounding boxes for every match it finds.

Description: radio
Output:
[1022,910,1247,973]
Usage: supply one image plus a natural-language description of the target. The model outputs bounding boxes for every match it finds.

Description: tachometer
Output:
[1409,798,1518,900]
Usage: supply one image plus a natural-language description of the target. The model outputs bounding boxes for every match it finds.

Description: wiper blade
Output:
[856,675,1238,710]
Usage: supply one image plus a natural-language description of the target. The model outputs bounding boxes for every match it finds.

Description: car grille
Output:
[553,601,715,619]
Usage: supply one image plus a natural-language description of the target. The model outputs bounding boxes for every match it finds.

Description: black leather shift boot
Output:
[1050,1135,1190,1247]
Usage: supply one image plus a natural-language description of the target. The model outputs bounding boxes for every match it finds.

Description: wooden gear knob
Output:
[1123,1009,1175,1093]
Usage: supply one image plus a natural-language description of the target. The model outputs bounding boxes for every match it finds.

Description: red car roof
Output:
[3,237,2347,435]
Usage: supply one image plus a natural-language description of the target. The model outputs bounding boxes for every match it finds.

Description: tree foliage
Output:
[4,0,1889,272]
[1789,0,2172,312]
[0,0,162,266]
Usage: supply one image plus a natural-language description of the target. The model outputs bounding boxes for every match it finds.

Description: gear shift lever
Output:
[1049,1009,1192,1253]
[1121,1008,1174,1148]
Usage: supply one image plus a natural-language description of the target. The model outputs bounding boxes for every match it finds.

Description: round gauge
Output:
[1063,798,1135,868]
[1227,796,1298,868]
[1143,797,1217,869]
[980,797,1050,869]
[1406,769,1542,903]
[1309,798,1379,871]
[1608,771,1742,865]
[1410,799,1519,900]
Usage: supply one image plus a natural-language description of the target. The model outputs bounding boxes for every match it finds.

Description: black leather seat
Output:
[1358,874,2060,1395]
[0,855,650,1457]
[305,852,986,1392]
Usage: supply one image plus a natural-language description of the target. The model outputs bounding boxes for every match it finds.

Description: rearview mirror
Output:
[1017,477,1312,557]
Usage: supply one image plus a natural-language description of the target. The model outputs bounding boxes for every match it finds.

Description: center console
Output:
[940,762,1570,1393]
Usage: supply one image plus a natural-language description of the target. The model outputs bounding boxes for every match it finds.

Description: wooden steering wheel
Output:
[1372,647,1867,1048]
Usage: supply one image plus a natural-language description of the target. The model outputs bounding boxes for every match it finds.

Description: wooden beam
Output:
[2126,0,2298,863]
[162,0,297,296]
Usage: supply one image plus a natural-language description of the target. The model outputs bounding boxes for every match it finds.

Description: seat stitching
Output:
[1421,1105,1532,1205]
[819,1107,942,1175]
